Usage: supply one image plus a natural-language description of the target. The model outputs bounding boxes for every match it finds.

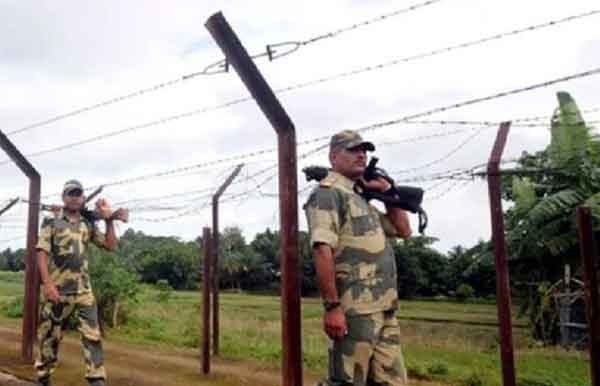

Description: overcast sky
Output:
[0,0,599,253]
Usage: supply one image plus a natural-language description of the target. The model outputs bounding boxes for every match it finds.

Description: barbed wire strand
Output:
[266,10,600,101]
[395,126,488,174]
[426,178,474,201]
[1,147,592,229]
[512,106,600,123]
[5,1,442,138]
[3,8,597,160]
[3,64,600,206]
[299,0,443,46]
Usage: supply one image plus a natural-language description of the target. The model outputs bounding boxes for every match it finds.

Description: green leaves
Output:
[548,91,589,169]
[505,92,600,343]
[527,189,583,224]
[507,92,597,260]
[512,177,536,214]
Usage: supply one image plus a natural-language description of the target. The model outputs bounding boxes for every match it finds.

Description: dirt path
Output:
[0,371,34,386]
[0,325,446,386]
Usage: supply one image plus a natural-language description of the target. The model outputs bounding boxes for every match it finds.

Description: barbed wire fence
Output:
[0,6,599,244]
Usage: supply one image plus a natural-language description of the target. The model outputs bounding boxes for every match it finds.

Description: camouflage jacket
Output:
[36,210,106,295]
[304,171,399,316]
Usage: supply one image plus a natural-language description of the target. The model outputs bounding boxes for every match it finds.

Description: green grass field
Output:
[0,271,590,386]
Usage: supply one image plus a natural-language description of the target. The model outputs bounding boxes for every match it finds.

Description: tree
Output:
[0,248,25,271]
[136,236,199,289]
[249,229,316,295]
[503,91,600,342]
[221,251,243,290]
[447,241,495,298]
[250,228,280,272]
[507,92,600,263]
[298,230,318,296]
[219,226,275,291]
[392,236,449,298]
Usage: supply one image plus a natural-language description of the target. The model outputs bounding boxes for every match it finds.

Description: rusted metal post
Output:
[202,227,212,374]
[576,207,600,386]
[486,121,516,386]
[558,265,572,347]
[0,130,41,363]
[205,12,302,386]
[0,198,19,217]
[212,163,244,356]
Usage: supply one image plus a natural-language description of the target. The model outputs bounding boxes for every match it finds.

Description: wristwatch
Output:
[323,299,341,311]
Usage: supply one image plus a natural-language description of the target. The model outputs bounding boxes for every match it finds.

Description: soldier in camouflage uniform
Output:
[304,130,412,386]
[35,180,118,386]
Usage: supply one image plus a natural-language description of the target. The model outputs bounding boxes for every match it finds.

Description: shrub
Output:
[517,378,556,386]
[427,361,449,376]
[89,247,140,329]
[0,297,23,318]
[155,279,173,303]
[462,373,484,386]
[455,283,475,302]
[407,364,430,380]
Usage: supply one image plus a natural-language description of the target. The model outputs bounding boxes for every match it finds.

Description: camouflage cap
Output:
[329,130,375,152]
[62,179,84,195]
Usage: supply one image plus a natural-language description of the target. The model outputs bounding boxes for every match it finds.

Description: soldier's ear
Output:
[329,149,337,166]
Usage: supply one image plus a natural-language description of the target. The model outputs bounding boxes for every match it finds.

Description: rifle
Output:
[42,185,129,223]
[302,157,428,233]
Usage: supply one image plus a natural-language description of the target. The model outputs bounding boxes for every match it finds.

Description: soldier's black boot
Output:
[87,378,106,386]
[36,376,51,386]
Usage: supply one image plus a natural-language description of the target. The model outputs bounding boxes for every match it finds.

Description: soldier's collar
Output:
[328,171,358,191]
[59,209,82,224]
[54,208,66,220]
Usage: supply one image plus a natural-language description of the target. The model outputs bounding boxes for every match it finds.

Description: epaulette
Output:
[319,173,336,188]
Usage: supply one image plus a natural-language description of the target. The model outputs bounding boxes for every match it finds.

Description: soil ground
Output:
[0,325,446,386]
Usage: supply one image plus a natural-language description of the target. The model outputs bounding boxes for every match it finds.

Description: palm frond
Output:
[548,92,589,169]
[544,232,578,256]
[512,177,537,214]
[527,189,584,224]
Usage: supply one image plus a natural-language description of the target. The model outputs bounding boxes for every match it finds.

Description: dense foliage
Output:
[503,92,600,343]
[1,227,495,301]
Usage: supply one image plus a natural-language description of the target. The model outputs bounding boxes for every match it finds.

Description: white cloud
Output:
[1,0,599,253]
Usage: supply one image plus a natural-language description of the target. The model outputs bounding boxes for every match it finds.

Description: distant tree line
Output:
[1,227,496,300]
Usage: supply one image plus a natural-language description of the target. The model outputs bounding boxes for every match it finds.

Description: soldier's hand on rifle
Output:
[94,198,113,220]
[111,207,129,223]
[361,177,391,192]
[42,281,60,304]
[324,306,347,340]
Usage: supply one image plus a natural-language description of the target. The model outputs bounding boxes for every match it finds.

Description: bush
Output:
[407,364,430,380]
[0,297,23,318]
[455,283,475,302]
[155,279,173,303]
[462,373,484,386]
[517,378,556,386]
[89,246,140,329]
[427,361,449,376]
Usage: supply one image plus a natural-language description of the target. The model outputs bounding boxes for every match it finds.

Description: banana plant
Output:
[508,92,600,258]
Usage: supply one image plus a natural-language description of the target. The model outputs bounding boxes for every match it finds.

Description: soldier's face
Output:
[62,189,85,212]
[330,146,367,179]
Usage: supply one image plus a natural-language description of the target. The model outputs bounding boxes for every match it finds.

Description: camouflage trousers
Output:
[319,309,407,386]
[34,292,106,382]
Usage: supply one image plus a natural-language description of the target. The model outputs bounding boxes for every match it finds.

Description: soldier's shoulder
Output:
[305,185,341,211]
[40,215,56,228]
[318,172,337,188]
